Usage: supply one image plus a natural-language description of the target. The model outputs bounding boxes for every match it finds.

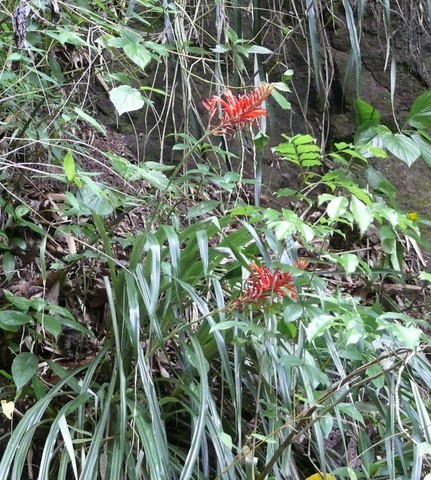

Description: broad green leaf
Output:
[291,133,316,145]
[247,45,272,54]
[336,403,364,423]
[106,35,129,48]
[63,150,75,182]
[45,30,87,47]
[12,352,38,391]
[272,81,291,92]
[253,132,270,150]
[3,290,31,312]
[187,201,220,219]
[123,43,152,70]
[39,315,62,338]
[355,97,380,126]
[250,433,277,444]
[74,107,106,136]
[366,364,385,391]
[383,133,420,166]
[270,88,291,109]
[306,315,335,342]
[318,193,335,205]
[107,153,170,190]
[407,91,431,128]
[76,182,120,216]
[278,355,304,366]
[297,222,314,242]
[283,303,304,323]
[220,432,233,449]
[109,85,145,115]
[212,44,229,54]
[143,40,169,57]
[171,143,189,151]
[0,311,33,331]
[348,185,372,205]
[2,251,15,281]
[365,165,388,189]
[380,225,396,254]
[326,196,348,219]
[320,415,334,438]
[420,271,431,283]
[349,196,373,235]
[35,311,92,336]
[210,321,253,333]
[377,318,421,350]
[337,253,359,274]
[354,122,378,147]
[410,131,431,166]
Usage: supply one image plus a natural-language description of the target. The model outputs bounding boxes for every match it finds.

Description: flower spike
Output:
[232,263,296,309]
[203,83,273,134]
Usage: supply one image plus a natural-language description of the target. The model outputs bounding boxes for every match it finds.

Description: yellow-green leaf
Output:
[63,150,75,182]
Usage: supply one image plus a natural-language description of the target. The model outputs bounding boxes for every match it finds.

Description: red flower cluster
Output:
[234,263,296,308]
[203,84,273,134]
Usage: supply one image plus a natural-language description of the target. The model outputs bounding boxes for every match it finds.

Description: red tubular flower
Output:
[234,263,296,308]
[203,83,273,134]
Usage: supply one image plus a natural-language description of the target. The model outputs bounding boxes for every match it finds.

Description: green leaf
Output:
[107,153,171,190]
[2,251,15,281]
[380,225,396,254]
[365,165,388,190]
[420,271,431,283]
[63,150,75,182]
[366,364,385,391]
[250,433,277,444]
[337,253,360,274]
[220,432,233,449]
[109,85,145,115]
[349,196,372,235]
[355,97,380,126]
[39,315,62,338]
[326,196,348,220]
[46,30,87,47]
[0,311,33,331]
[336,403,364,423]
[76,181,120,216]
[253,132,270,150]
[272,81,291,92]
[247,45,272,54]
[187,201,220,219]
[278,355,304,366]
[407,91,431,128]
[270,88,290,109]
[12,352,38,391]
[306,315,335,342]
[377,318,421,350]
[123,43,152,70]
[74,107,107,136]
[410,131,431,167]
[283,303,304,324]
[3,290,31,312]
[383,133,420,166]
